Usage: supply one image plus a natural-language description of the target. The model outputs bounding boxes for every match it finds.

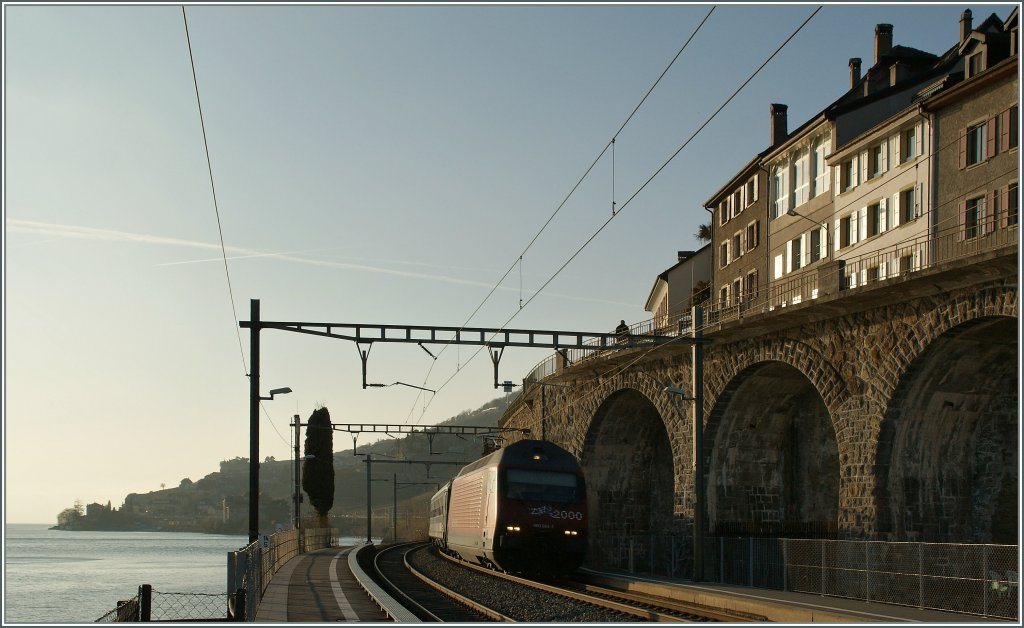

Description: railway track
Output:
[433,548,758,622]
[368,543,502,622]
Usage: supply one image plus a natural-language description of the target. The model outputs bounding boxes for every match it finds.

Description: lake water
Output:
[3,523,372,623]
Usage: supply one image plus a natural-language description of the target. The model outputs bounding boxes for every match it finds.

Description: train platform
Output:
[254,545,390,622]
[582,568,1015,623]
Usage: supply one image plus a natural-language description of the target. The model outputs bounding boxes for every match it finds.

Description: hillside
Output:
[54,394,518,537]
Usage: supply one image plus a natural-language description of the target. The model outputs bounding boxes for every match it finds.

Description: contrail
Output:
[6,218,636,307]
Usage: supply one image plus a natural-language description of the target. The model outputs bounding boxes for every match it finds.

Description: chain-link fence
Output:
[599,534,1018,620]
[95,585,245,622]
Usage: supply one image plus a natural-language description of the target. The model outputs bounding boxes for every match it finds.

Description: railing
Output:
[97,527,336,622]
[227,527,336,621]
[95,584,245,622]
[595,534,1019,620]
[701,222,1017,329]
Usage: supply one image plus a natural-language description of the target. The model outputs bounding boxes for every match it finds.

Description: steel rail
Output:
[371,543,443,621]
[398,544,512,622]
[566,578,764,622]
[438,551,693,622]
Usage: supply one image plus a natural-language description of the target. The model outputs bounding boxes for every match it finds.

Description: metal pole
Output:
[365,455,372,544]
[293,415,300,530]
[691,305,705,582]
[393,473,398,544]
[249,299,261,544]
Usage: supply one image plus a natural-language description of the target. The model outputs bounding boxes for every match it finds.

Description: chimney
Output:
[875,24,893,64]
[890,62,907,86]
[770,103,788,147]
[960,9,973,44]
[849,58,862,88]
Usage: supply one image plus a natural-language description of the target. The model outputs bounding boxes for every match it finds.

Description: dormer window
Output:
[967,51,984,78]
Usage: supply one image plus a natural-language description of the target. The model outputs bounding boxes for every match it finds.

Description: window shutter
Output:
[1010,106,1019,149]
[802,233,810,266]
[891,193,901,228]
[959,128,968,169]
[859,152,868,184]
[1001,185,1010,228]
[915,122,923,157]
[860,268,867,286]
[915,182,923,217]
[819,226,827,259]
[774,254,783,280]
[785,240,792,274]
[879,261,887,281]
[835,165,842,191]
[986,117,997,158]
[858,206,867,242]
[987,191,997,233]
[893,132,902,163]
[959,201,967,241]
[834,219,841,251]
[1001,109,1011,153]
[880,140,888,172]
[753,174,759,202]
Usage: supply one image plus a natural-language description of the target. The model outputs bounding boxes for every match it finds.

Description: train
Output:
[429,439,588,575]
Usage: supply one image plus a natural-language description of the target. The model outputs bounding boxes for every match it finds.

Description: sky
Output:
[3,2,1013,524]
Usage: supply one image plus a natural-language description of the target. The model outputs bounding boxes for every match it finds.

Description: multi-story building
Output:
[644,246,711,331]
[704,155,768,315]
[925,8,1018,264]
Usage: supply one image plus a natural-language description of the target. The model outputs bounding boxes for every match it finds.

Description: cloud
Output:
[5,218,636,308]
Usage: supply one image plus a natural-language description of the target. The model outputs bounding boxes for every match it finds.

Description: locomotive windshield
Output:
[505,469,581,503]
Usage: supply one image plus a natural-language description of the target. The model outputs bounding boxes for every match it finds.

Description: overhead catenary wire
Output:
[181,6,288,447]
[402,7,716,423]
[411,6,822,423]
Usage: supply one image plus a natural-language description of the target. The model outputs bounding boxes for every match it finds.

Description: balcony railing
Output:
[506,222,1015,415]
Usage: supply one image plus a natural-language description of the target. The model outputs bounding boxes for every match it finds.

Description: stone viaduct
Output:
[500,250,1017,571]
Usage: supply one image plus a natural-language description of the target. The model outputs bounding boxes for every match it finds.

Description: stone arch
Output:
[705,337,850,422]
[577,372,686,570]
[875,314,1018,543]
[705,360,840,538]
[871,285,1018,405]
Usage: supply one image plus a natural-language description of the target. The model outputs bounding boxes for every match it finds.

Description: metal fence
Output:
[226,527,336,622]
[97,527,335,622]
[599,534,1019,620]
[95,584,245,622]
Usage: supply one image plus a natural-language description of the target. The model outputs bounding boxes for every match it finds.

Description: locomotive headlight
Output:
[563,530,578,536]
[506,525,521,532]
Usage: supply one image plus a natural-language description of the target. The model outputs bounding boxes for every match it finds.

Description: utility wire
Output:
[411,7,821,423]
[182,6,288,447]
[403,7,716,422]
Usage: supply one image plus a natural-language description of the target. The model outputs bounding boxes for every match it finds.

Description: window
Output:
[732,190,743,217]
[746,220,760,251]
[1009,182,1019,226]
[966,123,987,166]
[813,137,830,196]
[871,144,884,177]
[899,253,914,274]
[842,159,857,191]
[719,200,729,226]
[732,279,741,304]
[505,469,580,503]
[968,51,984,78]
[900,187,916,223]
[810,229,822,263]
[867,266,880,282]
[773,167,788,218]
[732,233,742,259]
[745,270,758,299]
[790,236,802,271]
[792,150,810,207]
[902,126,918,162]
[963,196,984,239]
[719,286,730,308]
[840,213,857,248]
[867,202,882,237]
[745,176,757,205]
[719,242,729,268]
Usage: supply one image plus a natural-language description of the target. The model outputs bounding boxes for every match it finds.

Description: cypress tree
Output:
[302,406,334,525]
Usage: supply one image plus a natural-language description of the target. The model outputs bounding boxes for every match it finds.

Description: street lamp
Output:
[786,208,831,256]
[249,383,292,544]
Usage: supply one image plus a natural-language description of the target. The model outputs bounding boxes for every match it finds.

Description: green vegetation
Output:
[302,406,335,525]
[53,395,513,536]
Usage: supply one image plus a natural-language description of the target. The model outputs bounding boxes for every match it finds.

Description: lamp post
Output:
[248,363,292,544]
[787,208,831,257]
[292,415,301,530]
